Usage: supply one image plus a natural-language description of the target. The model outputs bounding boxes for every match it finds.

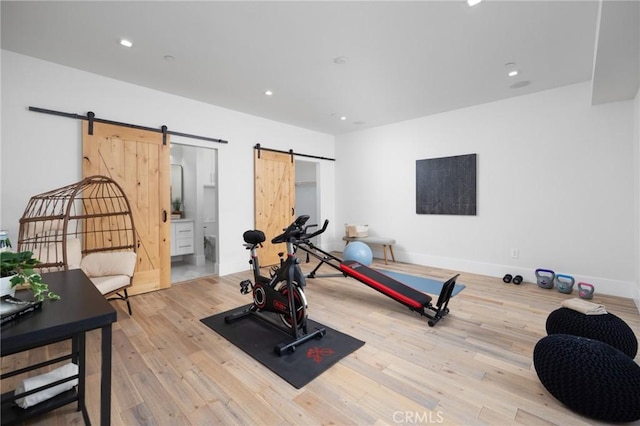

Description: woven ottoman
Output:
[534,334,640,422]
[546,307,638,358]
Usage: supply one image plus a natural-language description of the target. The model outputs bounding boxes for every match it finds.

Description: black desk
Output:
[1,269,117,425]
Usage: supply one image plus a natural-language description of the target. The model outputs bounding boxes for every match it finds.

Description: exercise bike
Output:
[224,215,327,355]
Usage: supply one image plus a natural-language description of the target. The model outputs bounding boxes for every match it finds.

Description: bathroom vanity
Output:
[170,219,194,256]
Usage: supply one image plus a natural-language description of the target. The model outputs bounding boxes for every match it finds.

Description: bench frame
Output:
[301,240,457,327]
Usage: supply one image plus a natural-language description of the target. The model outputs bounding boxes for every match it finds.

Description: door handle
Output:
[291,207,295,216]
[163,210,167,222]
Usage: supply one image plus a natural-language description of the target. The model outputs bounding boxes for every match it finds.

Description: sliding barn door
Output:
[254,149,295,266]
[82,121,171,294]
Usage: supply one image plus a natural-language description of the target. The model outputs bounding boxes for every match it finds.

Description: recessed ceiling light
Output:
[333,56,348,65]
[120,39,133,48]
[340,116,347,121]
[467,0,482,7]
[504,62,520,77]
[264,90,273,96]
[164,55,175,62]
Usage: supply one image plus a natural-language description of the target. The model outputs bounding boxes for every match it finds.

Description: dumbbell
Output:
[503,274,523,285]
[535,269,555,289]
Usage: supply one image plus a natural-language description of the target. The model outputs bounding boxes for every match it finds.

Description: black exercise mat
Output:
[200,305,365,389]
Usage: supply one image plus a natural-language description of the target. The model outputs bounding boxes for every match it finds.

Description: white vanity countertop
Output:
[171,218,194,223]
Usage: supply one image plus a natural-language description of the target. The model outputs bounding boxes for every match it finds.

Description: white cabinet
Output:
[171,221,194,256]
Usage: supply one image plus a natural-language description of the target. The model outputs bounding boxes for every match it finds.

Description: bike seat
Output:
[243,230,266,245]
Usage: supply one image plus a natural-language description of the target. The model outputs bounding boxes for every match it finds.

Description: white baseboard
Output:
[402,251,637,299]
[266,241,640,312]
[324,240,639,301]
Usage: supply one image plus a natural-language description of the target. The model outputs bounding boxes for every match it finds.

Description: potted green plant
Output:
[0,251,60,301]
[172,197,182,213]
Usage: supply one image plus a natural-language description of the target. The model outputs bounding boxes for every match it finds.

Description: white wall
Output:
[3,50,636,301]
[633,87,640,309]
[335,82,636,298]
[0,50,336,276]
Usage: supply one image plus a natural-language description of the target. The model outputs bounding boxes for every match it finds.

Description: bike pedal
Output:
[239,280,252,294]
[269,266,278,277]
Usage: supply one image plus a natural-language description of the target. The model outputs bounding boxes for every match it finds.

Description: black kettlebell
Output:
[512,275,523,285]
[503,274,513,283]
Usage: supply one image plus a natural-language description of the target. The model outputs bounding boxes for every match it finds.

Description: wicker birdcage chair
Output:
[17,175,137,314]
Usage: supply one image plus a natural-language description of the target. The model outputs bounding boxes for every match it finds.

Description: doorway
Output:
[295,160,320,243]
[170,143,219,283]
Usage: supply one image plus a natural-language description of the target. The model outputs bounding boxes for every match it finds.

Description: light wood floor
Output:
[3,256,639,425]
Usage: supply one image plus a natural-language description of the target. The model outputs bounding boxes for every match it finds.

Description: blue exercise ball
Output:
[343,241,373,266]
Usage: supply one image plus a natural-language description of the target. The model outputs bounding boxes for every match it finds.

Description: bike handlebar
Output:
[271,215,329,245]
[304,219,329,241]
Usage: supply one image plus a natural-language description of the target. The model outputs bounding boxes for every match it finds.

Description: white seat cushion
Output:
[32,238,83,271]
[80,251,136,278]
[90,275,131,295]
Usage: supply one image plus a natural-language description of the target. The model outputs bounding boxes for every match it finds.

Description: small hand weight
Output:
[554,274,575,294]
[535,269,555,289]
[578,282,595,299]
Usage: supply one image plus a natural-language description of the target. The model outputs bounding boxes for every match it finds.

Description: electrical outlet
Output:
[511,248,519,259]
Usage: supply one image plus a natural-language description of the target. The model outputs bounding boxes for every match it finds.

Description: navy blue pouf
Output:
[534,334,640,423]
[546,307,638,358]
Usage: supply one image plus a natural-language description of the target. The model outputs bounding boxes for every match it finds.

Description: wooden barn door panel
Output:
[254,149,295,266]
[82,121,170,295]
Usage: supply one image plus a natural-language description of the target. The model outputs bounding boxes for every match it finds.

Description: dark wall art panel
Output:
[416,154,477,215]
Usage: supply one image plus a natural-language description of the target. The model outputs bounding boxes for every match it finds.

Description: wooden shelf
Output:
[1,389,78,425]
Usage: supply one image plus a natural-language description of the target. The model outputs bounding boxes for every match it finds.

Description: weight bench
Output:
[343,236,396,264]
[339,260,457,327]
[299,233,457,327]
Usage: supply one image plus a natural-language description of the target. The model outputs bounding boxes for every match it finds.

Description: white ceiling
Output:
[2,1,638,135]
